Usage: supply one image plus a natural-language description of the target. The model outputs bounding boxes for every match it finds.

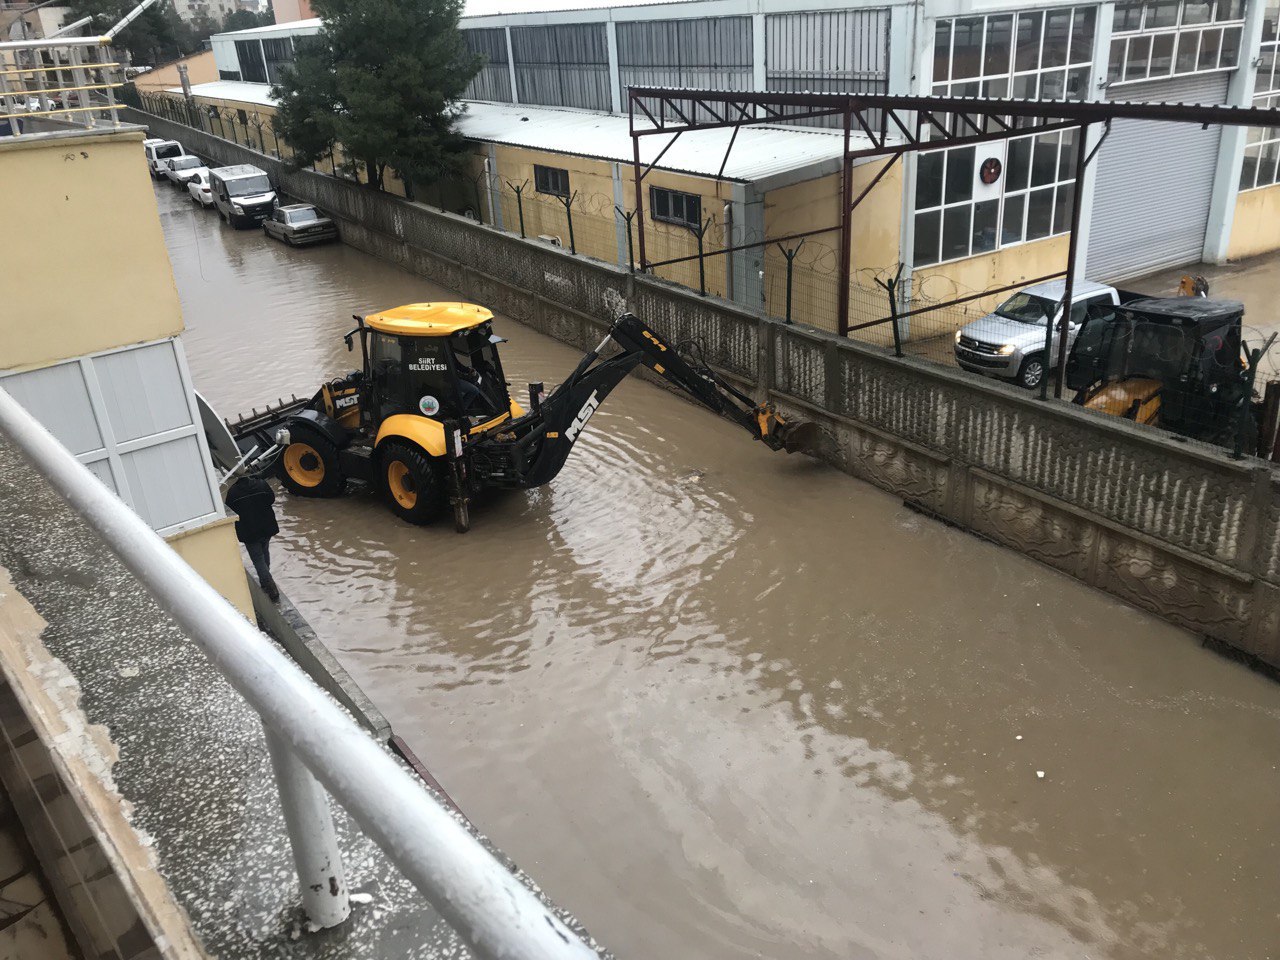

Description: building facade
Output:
[184,0,1280,333]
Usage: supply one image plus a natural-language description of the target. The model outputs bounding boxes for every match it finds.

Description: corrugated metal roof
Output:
[211,18,320,40]
[175,82,882,182]
[458,101,874,182]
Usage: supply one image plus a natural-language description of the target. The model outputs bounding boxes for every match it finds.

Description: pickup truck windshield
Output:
[156,144,182,159]
[995,292,1056,324]
[227,175,271,197]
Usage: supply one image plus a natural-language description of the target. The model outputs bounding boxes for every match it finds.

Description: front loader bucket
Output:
[777,418,822,454]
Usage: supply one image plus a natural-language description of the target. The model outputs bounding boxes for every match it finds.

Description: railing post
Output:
[557,191,577,254]
[263,726,351,929]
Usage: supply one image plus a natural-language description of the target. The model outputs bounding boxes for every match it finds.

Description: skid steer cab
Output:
[229,302,817,532]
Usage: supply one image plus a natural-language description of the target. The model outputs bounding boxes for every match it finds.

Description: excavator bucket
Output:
[756,407,821,453]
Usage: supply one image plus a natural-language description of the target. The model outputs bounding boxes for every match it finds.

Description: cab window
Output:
[371,333,406,420]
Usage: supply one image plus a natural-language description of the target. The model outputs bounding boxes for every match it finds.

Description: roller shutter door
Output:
[1087,73,1229,282]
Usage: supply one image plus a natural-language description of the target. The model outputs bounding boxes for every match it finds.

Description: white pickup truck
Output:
[952,279,1127,390]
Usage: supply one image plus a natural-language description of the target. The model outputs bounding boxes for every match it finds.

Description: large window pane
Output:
[1032,134,1059,186]
[1013,72,1039,98]
[1150,32,1175,75]
[1114,1,1144,31]
[917,151,944,208]
[972,199,999,253]
[1219,26,1240,68]
[933,21,952,83]
[984,15,1014,75]
[1125,34,1152,80]
[983,77,1010,98]
[952,18,983,79]
[945,147,975,203]
[1108,38,1126,82]
[1066,65,1090,98]
[1015,12,1043,71]
[942,206,973,261]
[1182,0,1213,25]
[1040,68,1067,99]
[914,211,941,265]
[1058,128,1079,180]
[1026,188,1054,240]
[1043,10,1072,66]
[1002,194,1026,244]
[1175,32,1199,72]
[1007,137,1032,190]
[1070,7,1096,64]
[1146,0,1179,28]
[1217,0,1245,21]
[1198,27,1222,69]
[1052,184,1073,233]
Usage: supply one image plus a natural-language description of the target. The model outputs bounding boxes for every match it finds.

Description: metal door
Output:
[1088,73,1229,282]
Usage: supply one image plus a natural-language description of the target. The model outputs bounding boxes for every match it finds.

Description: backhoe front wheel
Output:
[279,433,345,497]
[381,442,447,525]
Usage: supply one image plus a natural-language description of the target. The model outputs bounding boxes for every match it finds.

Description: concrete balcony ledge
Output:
[0,435,607,960]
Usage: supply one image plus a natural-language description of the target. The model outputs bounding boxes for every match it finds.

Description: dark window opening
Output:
[534,164,570,197]
[650,186,702,229]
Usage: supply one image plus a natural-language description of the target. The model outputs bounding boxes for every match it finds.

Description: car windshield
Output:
[995,292,1056,324]
[172,157,200,170]
[287,208,318,224]
[227,175,271,197]
[156,144,182,159]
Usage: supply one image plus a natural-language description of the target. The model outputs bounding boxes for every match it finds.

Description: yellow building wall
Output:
[912,233,1070,318]
[0,131,182,371]
[763,161,903,334]
[134,51,218,93]
[165,518,255,620]
[1226,185,1280,260]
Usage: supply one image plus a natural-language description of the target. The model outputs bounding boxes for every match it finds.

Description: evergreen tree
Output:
[271,0,480,191]
[63,0,179,64]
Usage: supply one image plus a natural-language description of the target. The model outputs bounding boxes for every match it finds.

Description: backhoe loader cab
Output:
[231,302,814,532]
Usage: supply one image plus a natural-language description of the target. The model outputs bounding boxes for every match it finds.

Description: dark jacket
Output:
[225,476,279,544]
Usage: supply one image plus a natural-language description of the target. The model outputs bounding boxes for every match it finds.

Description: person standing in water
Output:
[225,474,281,602]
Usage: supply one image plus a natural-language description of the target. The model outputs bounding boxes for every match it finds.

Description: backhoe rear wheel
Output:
[381,442,447,525]
[279,432,345,497]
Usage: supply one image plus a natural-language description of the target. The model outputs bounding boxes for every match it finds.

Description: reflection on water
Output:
[158,183,1280,960]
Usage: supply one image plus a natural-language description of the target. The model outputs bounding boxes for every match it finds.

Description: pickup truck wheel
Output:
[1017,354,1046,390]
[381,442,447,525]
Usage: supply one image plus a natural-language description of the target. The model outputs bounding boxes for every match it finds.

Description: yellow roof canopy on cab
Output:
[364,302,494,337]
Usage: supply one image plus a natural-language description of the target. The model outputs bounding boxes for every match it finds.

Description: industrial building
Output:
[164,0,1280,332]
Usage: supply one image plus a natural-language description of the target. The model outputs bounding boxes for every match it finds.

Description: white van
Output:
[145,139,184,179]
[209,164,278,228]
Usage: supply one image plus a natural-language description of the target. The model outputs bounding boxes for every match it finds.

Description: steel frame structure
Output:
[627,88,1280,398]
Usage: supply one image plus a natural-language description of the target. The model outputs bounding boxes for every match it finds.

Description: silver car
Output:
[262,204,339,247]
[953,279,1119,390]
[164,155,205,186]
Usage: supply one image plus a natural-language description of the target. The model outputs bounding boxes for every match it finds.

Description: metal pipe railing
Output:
[0,386,597,960]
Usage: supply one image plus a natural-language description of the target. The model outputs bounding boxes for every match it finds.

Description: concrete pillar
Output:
[1075,2,1116,280]
[611,162,628,267]
[738,181,765,309]
[896,4,931,309]
[607,20,622,114]
[752,13,766,93]
[1203,0,1266,263]
[504,27,519,106]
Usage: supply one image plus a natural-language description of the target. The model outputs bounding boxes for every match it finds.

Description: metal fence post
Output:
[557,191,577,254]
[615,206,635,271]
[507,181,526,238]
[263,726,351,929]
[694,217,712,296]
[777,240,804,324]
[874,263,905,356]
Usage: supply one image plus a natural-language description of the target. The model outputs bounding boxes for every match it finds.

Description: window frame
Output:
[1107,0,1244,86]
[533,164,571,198]
[649,186,703,230]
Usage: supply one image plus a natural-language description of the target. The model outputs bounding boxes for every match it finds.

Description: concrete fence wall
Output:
[129,109,1280,668]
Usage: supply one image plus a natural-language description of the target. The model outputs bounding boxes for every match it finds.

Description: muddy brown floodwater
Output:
[156,184,1280,960]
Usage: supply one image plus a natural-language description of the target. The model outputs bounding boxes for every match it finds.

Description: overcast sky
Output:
[462,0,672,16]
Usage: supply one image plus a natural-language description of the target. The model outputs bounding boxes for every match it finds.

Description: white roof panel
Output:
[175,82,884,183]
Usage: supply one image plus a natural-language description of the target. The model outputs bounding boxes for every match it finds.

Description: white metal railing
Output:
[0,385,597,960]
[0,0,161,137]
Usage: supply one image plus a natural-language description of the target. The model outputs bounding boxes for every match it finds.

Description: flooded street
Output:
[157,183,1280,960]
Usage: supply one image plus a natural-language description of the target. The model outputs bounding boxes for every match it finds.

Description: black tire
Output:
[1016,353,1046,390]
[380,442,447,525]
[278,432,345,497]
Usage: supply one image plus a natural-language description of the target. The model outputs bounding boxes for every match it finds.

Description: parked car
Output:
[164,155,205,186]
[209,164,277,228]
[187,169,214,207]
[145,139,184,179]
[262,204,339,246]
[953,280,1130,390]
